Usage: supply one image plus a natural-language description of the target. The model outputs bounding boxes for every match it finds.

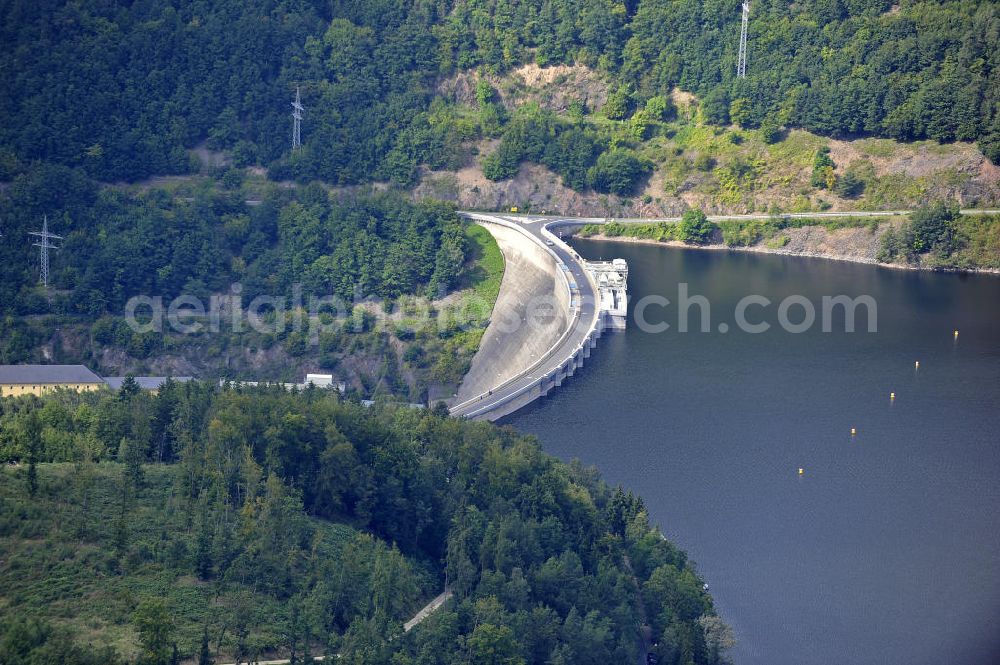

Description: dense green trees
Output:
[0,385,724,663]
[587,149,651,195]
[133,600,175,665]
[624,0,1000,158]
[876,201,979,265]
[0,618,122,665]
[1,0,995,196]
[0,167,467,318]
[480,104,653,194]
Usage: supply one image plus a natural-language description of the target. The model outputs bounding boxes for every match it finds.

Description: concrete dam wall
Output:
[449,212,620,421]
[455,222,571,404]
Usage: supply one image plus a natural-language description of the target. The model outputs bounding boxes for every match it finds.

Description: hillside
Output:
[418,66,1000,216]
[0,463,431,662]
[0,171,504,400]
[1,0,997,187]
[0,385,730,664]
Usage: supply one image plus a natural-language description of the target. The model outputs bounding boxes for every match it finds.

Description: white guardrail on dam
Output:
[449,213,606,420]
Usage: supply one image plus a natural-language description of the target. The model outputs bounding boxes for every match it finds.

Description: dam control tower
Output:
[585,258,628,330]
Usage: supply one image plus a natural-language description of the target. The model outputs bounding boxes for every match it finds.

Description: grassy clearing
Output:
[860,172,929,210]
[765,130,826,170]
[436,223,505,379]
[459,222,505,305]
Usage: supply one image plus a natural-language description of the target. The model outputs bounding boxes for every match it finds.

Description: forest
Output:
[0,164,467,319]
[0,0,996,192]
[0,383,730,664]
[0,164,493,395]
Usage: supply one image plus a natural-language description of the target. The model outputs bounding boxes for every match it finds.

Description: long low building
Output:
[0,365,196,397]
[0,365,106,397]
[221,373,346,393]
[103,376,193,393]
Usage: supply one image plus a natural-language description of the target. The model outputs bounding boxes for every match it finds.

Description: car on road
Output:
[545,240,554,245]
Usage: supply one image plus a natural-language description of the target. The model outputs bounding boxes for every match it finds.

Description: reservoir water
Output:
[505,240,1000,665]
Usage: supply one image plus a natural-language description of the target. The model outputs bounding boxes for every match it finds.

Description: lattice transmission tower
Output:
[737,1,750,79]
[29,215,62,289]
[291,86,304,151]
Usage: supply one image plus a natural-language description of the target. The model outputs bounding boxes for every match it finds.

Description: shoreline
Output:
[573,233,1000,276]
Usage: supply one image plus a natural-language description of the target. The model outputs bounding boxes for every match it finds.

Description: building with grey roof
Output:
[0,365,105,398]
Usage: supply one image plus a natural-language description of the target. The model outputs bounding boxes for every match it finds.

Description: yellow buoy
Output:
[954,330,959,338]
[890,392,895,400]
[851,427,857,436]
[798,468,804,475]
[915,360,920,369]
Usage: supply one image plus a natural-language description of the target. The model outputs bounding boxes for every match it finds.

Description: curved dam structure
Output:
[450,214,626,421]
[453,222,571,401]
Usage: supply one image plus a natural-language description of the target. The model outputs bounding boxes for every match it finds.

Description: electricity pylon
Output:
[29,215,62,289]
[291,86,304,151]
[737,1,750,79]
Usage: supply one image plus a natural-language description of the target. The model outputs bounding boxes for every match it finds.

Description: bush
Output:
[678,209,714,244]
[977,131,1000,166]
[220,167,244,190]
[604,87,632,120]
[475,79,496,107]
[876,226,902,263]
[759,117,782,144]
[645,95,675,122]
[693,153,715,172]
[127,332,162,359]
[910,201,958,255]
[91,317,131,346]
[877,203,960,263]
[481,147,519,181]
[834,171,865,198]
[718,219,775,246]
[230,140,258,168]
[588,149,650,196]
[810,148,836,189]
[701,88,730,125]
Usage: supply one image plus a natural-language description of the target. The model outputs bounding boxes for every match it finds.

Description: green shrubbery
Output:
[810,148,836,189]
[588,149,652,196]
[718,219,776,247]
[876,203,1000,269]
[878,202,958,263]
[481,105,652,195]
[678,209,715,244]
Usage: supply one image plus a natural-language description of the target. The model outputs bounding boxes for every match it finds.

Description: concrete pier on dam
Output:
[449,213,627,421]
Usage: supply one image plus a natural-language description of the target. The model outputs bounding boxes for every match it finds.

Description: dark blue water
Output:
[506,241,1000,665]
